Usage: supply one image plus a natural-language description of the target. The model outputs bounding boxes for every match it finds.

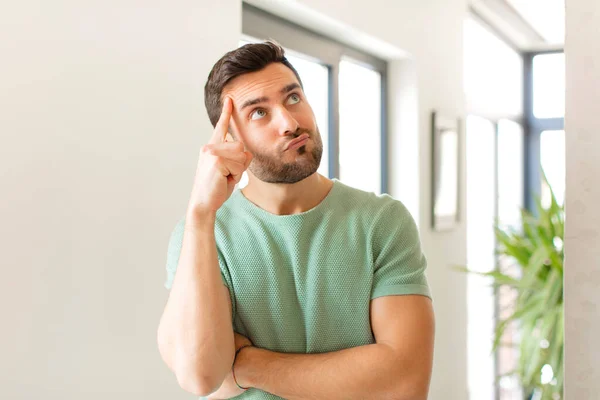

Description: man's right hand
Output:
[234,332,252,353]
[186,97,253,223]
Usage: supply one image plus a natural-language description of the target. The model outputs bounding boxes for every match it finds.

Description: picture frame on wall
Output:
[431,111,460,231]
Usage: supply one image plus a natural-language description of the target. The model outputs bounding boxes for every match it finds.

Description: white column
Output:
[564,0,600,397]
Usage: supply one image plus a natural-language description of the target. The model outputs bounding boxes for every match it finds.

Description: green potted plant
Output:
[458,174,564,399]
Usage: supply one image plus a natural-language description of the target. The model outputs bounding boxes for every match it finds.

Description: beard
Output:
[248,128,324,184]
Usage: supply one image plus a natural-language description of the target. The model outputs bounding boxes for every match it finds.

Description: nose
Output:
[274,106,299,136]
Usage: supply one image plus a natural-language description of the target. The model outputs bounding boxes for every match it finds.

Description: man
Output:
[157,41,434,400]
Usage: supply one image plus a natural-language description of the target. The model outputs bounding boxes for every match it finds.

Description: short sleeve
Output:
[370,201,432,301]
[163,217,235,317]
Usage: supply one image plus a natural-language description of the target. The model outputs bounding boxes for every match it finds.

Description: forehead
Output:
[223,62,300,105]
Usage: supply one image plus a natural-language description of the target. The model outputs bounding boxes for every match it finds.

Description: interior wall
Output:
[0,1,241,399]
[1,0,468,398]
[564,0,600,396]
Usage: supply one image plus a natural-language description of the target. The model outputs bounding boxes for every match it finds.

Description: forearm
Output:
[206,369,246,400]
[158,214,234,394]
[235,344,425,400]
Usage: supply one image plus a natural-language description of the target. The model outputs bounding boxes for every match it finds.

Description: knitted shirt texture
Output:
[164,179,431,399]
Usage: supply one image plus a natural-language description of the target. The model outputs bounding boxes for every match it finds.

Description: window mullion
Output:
[380,68,388,193]
[329,52,342,180]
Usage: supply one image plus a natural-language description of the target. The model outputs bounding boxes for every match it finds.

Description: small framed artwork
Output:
[431,111,460,231]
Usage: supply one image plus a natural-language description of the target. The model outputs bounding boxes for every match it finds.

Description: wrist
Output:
[184,208,216,231]
[233,345,258,390]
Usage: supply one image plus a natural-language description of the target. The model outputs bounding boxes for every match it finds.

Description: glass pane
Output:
[338,59,381,194]
[466,115,496,400]
[498,120,525,228]
[464,17,523,118]
[497,119,525,400]
[541,130,565,207]
[506,0,565,44]
[237,40,330,188]
[533,53,565,119]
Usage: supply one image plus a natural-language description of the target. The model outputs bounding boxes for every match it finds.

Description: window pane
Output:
[498,120,524,228]
[338,59,381,194]
[541,130,565,207]
[533,53,565,119]
[464,17,523,118]
[466,115,496,400]
[497,119,525,399]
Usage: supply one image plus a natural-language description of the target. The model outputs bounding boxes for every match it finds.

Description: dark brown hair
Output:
[204,40,304,127]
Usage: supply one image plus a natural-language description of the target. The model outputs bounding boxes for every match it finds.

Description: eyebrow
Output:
[239,83,302,112]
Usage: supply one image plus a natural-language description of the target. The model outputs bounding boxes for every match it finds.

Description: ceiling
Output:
[469,0,565,51]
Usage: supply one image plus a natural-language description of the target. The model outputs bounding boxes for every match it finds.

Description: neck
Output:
[241,173,334,216]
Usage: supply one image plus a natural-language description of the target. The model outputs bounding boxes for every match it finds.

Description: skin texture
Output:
[224,63,323,185]
[222,62,333,217]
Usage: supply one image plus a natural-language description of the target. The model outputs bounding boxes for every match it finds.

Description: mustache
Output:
[290,128,312,138]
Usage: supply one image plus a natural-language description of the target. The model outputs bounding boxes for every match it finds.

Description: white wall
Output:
[1,0,468,398]
[565,0,600,397]
[1,1,241,399]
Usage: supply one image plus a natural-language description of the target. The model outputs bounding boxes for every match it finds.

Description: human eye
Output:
[287,93,301,105]
[250,109,267,121]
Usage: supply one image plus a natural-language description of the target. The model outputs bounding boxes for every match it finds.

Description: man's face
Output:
[223,62,323,184]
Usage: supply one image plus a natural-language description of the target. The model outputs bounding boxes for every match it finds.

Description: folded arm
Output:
[234,295,435,400]
[157,219,235,397]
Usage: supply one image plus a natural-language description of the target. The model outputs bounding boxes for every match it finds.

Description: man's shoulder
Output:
[331,181,406,216]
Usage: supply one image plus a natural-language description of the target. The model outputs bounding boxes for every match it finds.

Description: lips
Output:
[285,133,310,151]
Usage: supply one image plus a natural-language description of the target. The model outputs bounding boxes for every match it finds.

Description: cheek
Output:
[294,105,317,127]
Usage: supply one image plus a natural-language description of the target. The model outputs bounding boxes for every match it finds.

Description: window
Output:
[464,15,526,400]
[465,11,564,400]
[498,120,525,228]
[466,116,497,400]
[464,16,524,119]
[338,59,382,194]
[496,119,525,399]
[465,116,526,400]
[540,130,565,207]
[533,53,565,119]
[241,4,387,193]
[524,51,564,211]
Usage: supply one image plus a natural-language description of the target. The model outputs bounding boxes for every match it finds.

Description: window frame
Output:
[242,3,389,193]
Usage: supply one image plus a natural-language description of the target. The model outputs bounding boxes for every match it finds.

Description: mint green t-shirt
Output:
[164,179,431,399]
